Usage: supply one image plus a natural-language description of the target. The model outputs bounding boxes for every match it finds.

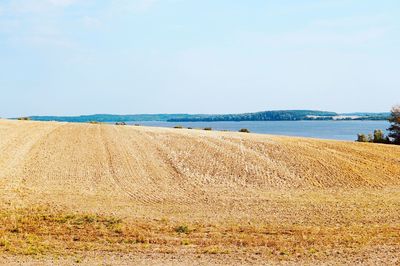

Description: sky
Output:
[0,0,399,117]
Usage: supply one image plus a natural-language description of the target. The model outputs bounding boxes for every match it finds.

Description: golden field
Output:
[0,119,399,265]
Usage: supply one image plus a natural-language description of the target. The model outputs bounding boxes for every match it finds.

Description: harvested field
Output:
[0,119,399,265]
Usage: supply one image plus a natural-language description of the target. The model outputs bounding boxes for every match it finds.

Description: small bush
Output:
[373,129,385,143]
[357,134,368,142]
[239,128,250,133]
[181,239,191,245]
[203,127,212,131]
[134,124,141,126]
[187,127,193,129]
[9,227,20,233]
[115,122,126,126]
[175,225,190,234]
[174,126,183,129]
[17,117,30,121]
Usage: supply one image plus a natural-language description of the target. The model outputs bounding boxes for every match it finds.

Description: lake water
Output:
[128,120,390,141]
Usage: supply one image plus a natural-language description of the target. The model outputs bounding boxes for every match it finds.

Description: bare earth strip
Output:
[0,120,399,265]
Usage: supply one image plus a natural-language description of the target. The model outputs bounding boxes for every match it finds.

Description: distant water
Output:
[127,120,390,141]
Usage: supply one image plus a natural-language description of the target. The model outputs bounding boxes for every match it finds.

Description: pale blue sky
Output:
[0,0,399,117]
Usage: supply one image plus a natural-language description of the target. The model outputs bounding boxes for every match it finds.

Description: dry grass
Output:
[0,206,398,261]
[0,119,399,264]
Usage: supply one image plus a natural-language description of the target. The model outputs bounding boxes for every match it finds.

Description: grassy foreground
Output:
[0,120,399,264]
[1,191,399,265]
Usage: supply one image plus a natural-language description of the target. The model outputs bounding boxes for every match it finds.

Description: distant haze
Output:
[1,0,399,117]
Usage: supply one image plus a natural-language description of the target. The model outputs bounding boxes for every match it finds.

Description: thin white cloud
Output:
[106,0,168,16]
[8,21,78,49]
[0,19,20,33]
[82,16,101,29]
[240,14,391,49]
[313,15,386,28]
[3,0,79,14]
[256,27,388,47]
[136,0,157,11]
[48,0,78,7]
[0,0,81,49]
[21,34,76,48]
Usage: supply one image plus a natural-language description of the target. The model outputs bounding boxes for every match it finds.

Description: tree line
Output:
[357,105,400,145]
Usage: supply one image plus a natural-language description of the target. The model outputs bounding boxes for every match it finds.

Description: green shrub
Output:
[239,128,250,133]
[17,117,30,121]
[357,134,368,142]
[174,126,183,129]
[203,127,212,131]
[358,130,389,144]
[373,129,385,143]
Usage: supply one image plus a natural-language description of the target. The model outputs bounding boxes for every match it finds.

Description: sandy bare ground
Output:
[0,119,399,264]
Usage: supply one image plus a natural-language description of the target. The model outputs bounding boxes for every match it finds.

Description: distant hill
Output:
[167,110,338,122]
[168,111,391,122]
[26,114,208,123]
[19,110,390,123]
[340,112,390,120]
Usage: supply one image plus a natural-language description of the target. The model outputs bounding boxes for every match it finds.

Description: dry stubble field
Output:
[0,119,400,265]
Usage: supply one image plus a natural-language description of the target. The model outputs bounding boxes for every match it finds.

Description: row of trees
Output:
[357,105,400,145]
[388,105,400,144]
[357,130,387,143]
